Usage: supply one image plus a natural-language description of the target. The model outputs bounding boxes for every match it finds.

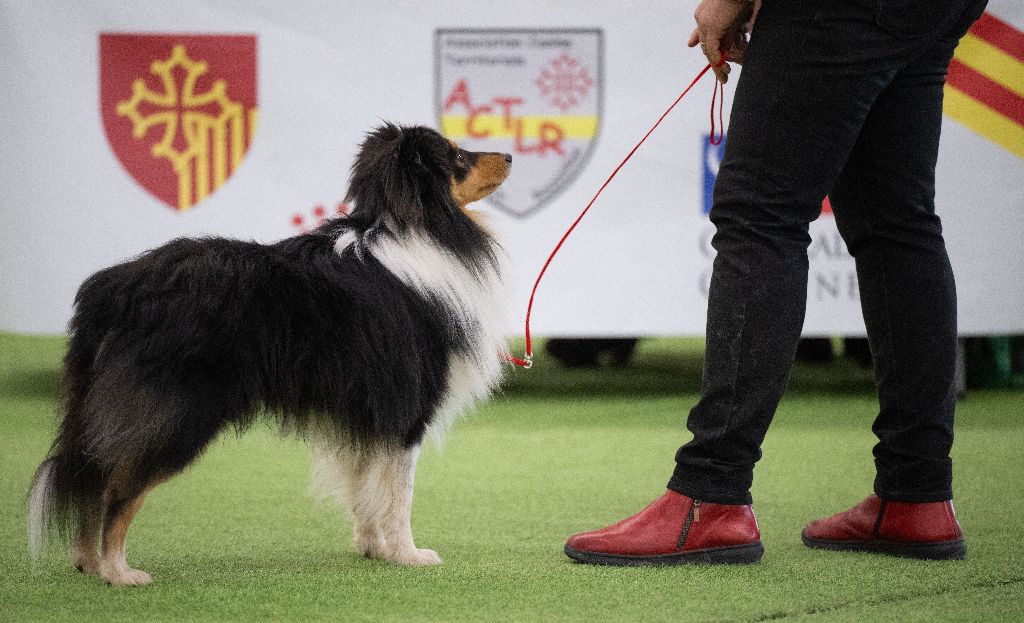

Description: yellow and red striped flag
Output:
[944,12,1024,158]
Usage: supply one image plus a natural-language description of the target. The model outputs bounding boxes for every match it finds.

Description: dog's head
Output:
[345,124,511,235]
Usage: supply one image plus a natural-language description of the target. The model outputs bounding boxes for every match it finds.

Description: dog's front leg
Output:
[369,444,441,566]
[346,459,388,559]
[312,441,440,565]
[311,442,386,558]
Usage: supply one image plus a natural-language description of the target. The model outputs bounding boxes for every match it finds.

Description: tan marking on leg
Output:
[98,478,164,586]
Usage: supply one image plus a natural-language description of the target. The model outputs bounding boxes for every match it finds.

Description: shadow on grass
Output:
[501,339,878,399]
[0,368,61,400]
[501,348,703,399]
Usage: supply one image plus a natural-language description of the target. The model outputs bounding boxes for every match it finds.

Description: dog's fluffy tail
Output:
[30,267,132,562]
[28,456,61,561]
[28,458,57,561]
[28,448,104,562]
[29,313,107,561]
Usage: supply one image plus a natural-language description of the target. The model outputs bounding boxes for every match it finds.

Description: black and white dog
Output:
[28,124,512,585]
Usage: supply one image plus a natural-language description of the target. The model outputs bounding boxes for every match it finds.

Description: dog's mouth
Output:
[452,155,511,207]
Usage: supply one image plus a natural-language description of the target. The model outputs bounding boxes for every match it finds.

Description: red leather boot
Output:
[801,495,965,560]
[564,490,763,566]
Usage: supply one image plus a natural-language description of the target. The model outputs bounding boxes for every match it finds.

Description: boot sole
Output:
[564,541,764,567]
[801,531,966,560]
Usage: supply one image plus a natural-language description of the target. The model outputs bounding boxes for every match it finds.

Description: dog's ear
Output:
[345,123,427,232]
[384,133,429,229]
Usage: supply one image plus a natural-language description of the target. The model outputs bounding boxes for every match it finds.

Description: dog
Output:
[28,123,513,585]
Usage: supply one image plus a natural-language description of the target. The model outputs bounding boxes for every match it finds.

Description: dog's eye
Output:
[455,150,465,163]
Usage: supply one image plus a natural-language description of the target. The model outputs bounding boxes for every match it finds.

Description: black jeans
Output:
[669,0,988,505]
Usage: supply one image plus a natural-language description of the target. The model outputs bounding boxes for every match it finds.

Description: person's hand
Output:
[687,0,761,83]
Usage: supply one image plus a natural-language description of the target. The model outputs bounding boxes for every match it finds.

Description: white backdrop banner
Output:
[1,0,1021,336]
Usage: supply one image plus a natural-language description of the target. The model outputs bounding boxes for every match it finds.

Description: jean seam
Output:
[722,265,749,440]
[877,256,903,495]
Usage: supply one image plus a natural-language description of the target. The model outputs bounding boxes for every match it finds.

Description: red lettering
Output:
[538,122,566,156]
[513,118,531,154]
[513,120,565,156]
[444,82,566,156]
[466,105,493,138]
[443,79,472,111]
[493,97,524,131]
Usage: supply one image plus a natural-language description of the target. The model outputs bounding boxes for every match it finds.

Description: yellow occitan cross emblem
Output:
[117,45,258,211]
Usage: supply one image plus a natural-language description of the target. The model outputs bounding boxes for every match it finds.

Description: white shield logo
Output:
[436,29,603,218]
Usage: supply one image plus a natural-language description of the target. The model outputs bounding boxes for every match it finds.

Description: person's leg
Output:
[800,0,986,561]
[670,0,928,504]
[564,0,981,566]
[830,50,960,502]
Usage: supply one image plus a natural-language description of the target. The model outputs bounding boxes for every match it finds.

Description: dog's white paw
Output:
[100,563,152,587]
[388,547,442,566]
[355,532,387,559]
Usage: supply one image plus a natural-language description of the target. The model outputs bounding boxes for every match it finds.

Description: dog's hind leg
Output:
[364,444,441,566]
[71,495,103,575]
[97,469,166,587]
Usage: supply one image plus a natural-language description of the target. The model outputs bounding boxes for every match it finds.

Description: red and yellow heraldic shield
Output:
[100,34,258,212]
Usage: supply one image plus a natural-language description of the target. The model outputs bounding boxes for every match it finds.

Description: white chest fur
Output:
[336,231,509,442]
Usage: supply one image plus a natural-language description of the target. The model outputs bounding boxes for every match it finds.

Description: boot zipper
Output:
[676,499,702,549]
[872,500,887,538]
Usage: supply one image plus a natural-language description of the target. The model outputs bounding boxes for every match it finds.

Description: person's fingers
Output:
[714,62,730,84]
[692,0,755,82]
[698,32,730,83]
[726,31,748,64]
[687,27,701,48]
[700,31,723,66]
[750,0,763,30]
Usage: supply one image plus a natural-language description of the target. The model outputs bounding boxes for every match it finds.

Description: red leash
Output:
[503,57,727,369]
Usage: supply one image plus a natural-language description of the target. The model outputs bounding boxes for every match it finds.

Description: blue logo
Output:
[702,133,725,215]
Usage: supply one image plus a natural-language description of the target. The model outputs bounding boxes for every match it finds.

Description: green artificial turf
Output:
[1,332,1022,621]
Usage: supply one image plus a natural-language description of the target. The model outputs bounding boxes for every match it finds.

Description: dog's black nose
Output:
[504,153,512,164]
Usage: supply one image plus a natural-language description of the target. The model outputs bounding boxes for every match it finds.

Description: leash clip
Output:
[500,351,534,369]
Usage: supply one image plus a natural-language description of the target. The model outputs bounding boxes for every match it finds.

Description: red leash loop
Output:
[503,55,728,369]
[709,75,725,145]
